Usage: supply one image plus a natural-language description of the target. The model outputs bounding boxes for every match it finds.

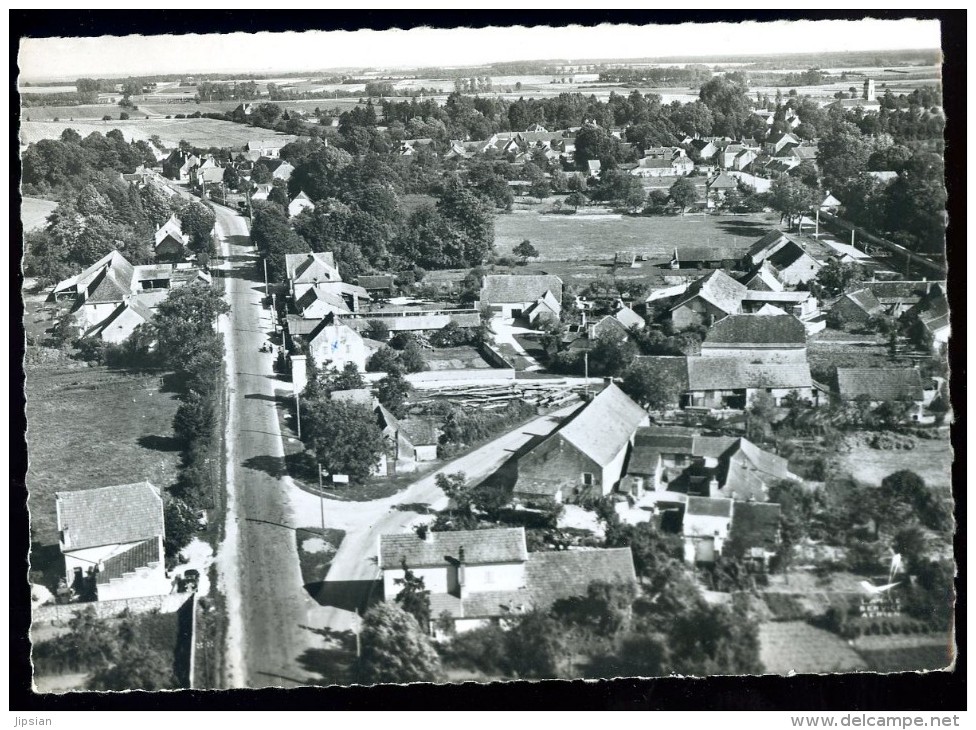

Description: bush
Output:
[429,321,471,348]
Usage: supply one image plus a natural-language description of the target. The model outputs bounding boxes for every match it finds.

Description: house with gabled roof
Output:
[765,240,822,286]
[744,230,794,267]
[82,298,153,345]
[294,286,351,319]
[300,313,368,372]
[246,138,288,158]
[764,131,800,156]
[701,313,808,363]
[285,251,341,297]
[831,288,885,325]
[479,274,563,320]
[907,283,949,352]
[706,171,737,207]
[513,384,649,505]
[56,482,168,601]
[162,149,200,182]
[683,496,733,563]
[740,289,820,321]
[154,215,187,261]
[670,270,746,329]
[288,190,315,218]
[622,427,795,502]
[524,290,562,327]
[379,526,636,636]
[741,260,784,292]
[375,404,440,474]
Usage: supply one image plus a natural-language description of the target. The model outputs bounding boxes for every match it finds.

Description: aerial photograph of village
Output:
[19,16,955,695]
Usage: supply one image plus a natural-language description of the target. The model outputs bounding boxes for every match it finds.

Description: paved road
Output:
[212,204,324,689]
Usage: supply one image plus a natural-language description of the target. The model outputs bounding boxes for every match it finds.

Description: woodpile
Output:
[416,380,583,411]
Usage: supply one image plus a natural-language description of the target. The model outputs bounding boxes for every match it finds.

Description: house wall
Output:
[156,237,184,262]
[98,562,170,601]
[700,344,808,363]
[79,301,121,328]
[744,386,817,407]
[414,444,438,462]
[64,544,124,581]
[99,310,146,344]
[832,296,874,323]
[672,298,731,330]
[382,562,526,599]
[308,325,367,372]
[516,434,604,503]
[383,566,450,599]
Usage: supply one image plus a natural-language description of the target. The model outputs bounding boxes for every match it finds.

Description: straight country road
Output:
[207,197,583,686]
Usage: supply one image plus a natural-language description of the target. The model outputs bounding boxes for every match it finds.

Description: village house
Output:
[638,355,818,410]
[668,246,740,270]
[162,149,200,182]
[356,274,397,299]
[836,367,926,419]
[287,191,316,218]
[622,427,795,503]
[700,313,808,363]
[861,279,943,318]
[705,171,737,208]
[284,251,366,309]
[513,384,648,506]
[683,496,733,564]
[831,288,886,325]
[294,286,352,318]
[682,496,782,566]
[741,260,785,291]
[740,290,820,322]
[82,298,153,344]
[670,270,746,329]
[523,290,562,327]
[743,231,822,286]
[246,138,288,158]
[479,274,563,320]
[764,131,801,156]
[906,283,949,352]
[378,527,637,636]
[50,251,212,333]
[190,156,225,188]
[299,313,368,372]
[56,482,169,602]
[631,156,694,178]
[154,214,187,262]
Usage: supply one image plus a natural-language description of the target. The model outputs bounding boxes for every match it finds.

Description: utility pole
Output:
[263,257,269,299]
[295,390,302,439]
[318,463,325,529]
[584,351,590,395]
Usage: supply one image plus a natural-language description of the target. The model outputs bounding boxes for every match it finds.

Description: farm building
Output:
[56,482,168,602]
[668,245,741,270]
[513,384,648,506]
[82,298,153,345]
[479,274,563,320]
[153,215,187,261]
[378,527,636,637]
[375,404,440,474]
[682,496,733,564]
[357,274,396,299]
[831,288,886,324]
[670,270,746,329]
[836,368,925,418]
[700,314,808,363]
[162,149,200,182]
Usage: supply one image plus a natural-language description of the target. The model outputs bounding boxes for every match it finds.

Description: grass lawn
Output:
[423,346,492,370]
[22,197,59,232]
[295,527,345,586]
[26,361,183,552]
[494,209,777,262]
[20,118,299,149]
[833,437,953,489]
[853,633,955,672]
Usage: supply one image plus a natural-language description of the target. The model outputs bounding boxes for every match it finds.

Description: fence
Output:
[407,368,517,385]
[478,342,516,369]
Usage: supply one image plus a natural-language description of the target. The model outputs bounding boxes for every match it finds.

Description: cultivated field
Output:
[25,361,183,548]
[494,209,777,262]
[19,118,299,149]
[833,438,953,489]
[22,197,58,232]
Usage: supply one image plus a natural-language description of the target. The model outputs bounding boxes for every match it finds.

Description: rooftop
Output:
[556,384,647,467]
[702,314,807,346]
[56,482,164,551]
[480,274,563,305]
[379,527,527,569]
[836,367,924,402]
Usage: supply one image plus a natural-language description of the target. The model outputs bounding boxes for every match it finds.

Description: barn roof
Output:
[480,274,563,305]
[555,384,647,467]
[671,270,747,316]
[703,314,807,346]
[836,368,924,402]
[687,358,812,391]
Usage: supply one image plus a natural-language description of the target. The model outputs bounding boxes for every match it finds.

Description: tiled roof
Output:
[85,263,136,304]
[614,307,644,329]
[767,240,819,271]
[672,270,747,316]
[842,288,884,315]
[628,427,696,475]
[703,314,807,346]
[676,246,739,262]
[708,172,737,189]
[399,417,440,447]
[287,252,340,285]
[480,274,563,305]
[556,384,647,467]
[687,358,812,391]
[358,275,395,290]
[296,287,350,314]
[742,261,785,292]
[379,528,527,569]
[85,299,153,339]
[429,590,531,620]
[57,482,164,551]
[96,538,160,584]
[836,368,924,402]
[745,230,792,264]
[741,290,812,303]
[863,280,936,301]
[686,496,733,519]
[525,548,637,609]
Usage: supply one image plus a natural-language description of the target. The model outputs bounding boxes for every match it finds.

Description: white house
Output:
[683,496,733,564]
[287,191,315,218]
[56,482,169,601]
[479,274,563,320]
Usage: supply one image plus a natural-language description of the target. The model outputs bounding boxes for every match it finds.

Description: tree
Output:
[813,259,864,297]
[394,561,432,631]
[698,73,752,138]
[513,239,539,264]
[300,399,385,480]
[504,610,567,679]
[151,283,229,370]
[179,201,217,256]
[163,498,197,559]
[375,367,412,417]
[565,191,587,211]
[669,176,698,214]
[587,330,637,376]
[363,319,390,341]
[747,390,777,443]
[356,602,442,684]
[817,120,871,190]
[88,647,177,691]
[768,175,818,229]
[620,359,681,410]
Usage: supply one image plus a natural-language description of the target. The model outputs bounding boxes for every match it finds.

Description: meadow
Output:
[25,361,183,548]
[22,197,59,232]
[494,209,777,262]
[20,117,299,148]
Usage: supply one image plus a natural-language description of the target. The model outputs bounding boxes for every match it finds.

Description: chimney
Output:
[457,546,467,600]
[708,476,720,497]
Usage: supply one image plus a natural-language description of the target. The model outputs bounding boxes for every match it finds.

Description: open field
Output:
[25,362,183,548]
[853,633,955,672]
[494,209,778,262]
[423,346,492,370]
[22,197,58,232]
[833,437,953,489]
[20,118,299,149]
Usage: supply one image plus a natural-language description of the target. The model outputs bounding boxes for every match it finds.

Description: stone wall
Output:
[32,592,191,626]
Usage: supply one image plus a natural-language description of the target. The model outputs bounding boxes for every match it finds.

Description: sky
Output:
[19,18,941,81]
